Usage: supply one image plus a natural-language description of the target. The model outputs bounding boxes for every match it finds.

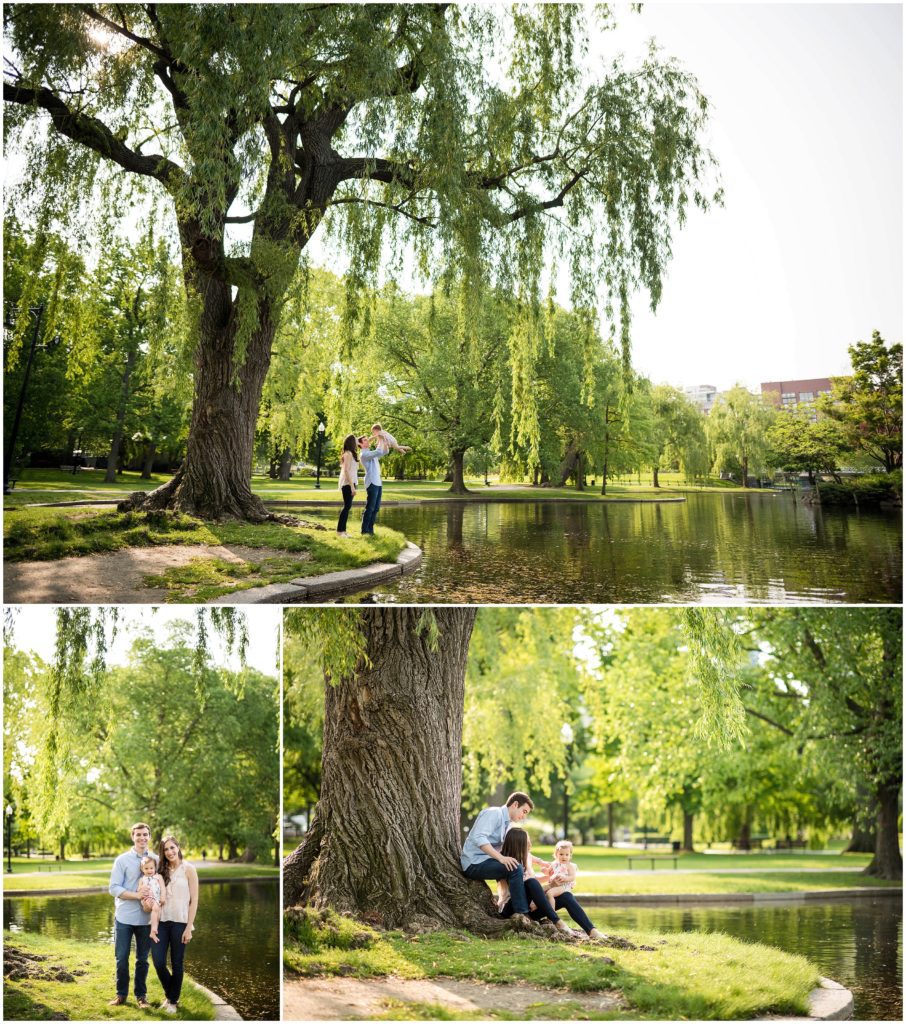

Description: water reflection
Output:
[589,896,902,1021]
[4,881,279,1021]
[356,493,901,604]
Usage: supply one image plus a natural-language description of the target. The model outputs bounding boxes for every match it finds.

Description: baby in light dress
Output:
[137,855,165,942]
[371,423,410,455]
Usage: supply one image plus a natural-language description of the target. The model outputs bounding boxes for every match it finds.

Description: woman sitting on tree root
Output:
[497,829,606,941]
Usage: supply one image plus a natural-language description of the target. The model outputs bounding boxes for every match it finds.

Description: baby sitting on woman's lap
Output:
[542,839,577,900]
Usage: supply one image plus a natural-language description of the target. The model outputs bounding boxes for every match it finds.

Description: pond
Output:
[587,895,902,1021]
[354,492,901,604]
[4,880,279,1021]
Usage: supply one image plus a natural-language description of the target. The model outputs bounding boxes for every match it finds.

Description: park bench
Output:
[774,838,807,850]
[627,855,679,870]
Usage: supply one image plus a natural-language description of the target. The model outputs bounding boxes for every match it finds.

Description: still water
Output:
[4,881,278,1021]
[588,896,902,1021]
[356,492,901,604]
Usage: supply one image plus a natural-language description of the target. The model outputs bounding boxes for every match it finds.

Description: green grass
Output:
[283,908,817,1020]
[554,871,894,895]
[531,845,875,872]
[3,505,407,599]
[5,862,279,892]
[3,930,215,1020]
[6,467,757,511]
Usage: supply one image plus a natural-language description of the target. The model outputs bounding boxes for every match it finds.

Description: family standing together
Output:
[108,822,199,1013]
[462,792,606,940]
[337,423,411,536]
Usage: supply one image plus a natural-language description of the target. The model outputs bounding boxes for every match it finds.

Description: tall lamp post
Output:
[4,303,45,494]
[5,804,13,874]
[314,421,326,489]
[560,722,574,840]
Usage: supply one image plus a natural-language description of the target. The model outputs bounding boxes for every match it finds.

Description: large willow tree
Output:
[5,3,717,520]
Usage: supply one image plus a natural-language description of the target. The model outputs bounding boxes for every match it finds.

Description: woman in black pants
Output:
[336,434,359,536]
[497,829,605,940]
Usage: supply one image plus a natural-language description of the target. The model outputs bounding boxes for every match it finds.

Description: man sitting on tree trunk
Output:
[461,792,539,926]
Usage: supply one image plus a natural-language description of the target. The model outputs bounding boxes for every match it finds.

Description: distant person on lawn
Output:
[108,822,157,1009]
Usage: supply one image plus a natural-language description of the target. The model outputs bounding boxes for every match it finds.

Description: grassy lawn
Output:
[4,930,215,1020]
[3,505,407,599]
[5,862,279,892]
[6,467,757,510]
[284,909,817,1020]
[531,845,875,872]
[564,871,895,895]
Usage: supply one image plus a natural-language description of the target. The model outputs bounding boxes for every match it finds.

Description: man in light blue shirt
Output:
[108,822,157,1008]
[461,791,534,918]
[358,435,385,535]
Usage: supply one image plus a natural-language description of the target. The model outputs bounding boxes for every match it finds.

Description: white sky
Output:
[602,2,903,390]
[6,607,281,677]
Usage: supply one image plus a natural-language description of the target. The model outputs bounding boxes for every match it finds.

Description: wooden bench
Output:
[627,855,679,870]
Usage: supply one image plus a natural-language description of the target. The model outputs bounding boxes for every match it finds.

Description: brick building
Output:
[760,377,833,409]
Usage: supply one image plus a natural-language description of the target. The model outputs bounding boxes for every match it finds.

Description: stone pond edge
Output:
[757,977,854,1022]
[207,540,423,604]
[190,978,244,1021]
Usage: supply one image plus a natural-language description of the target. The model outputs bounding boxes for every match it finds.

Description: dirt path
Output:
[3,544,301,604]
[283,976,623,1020]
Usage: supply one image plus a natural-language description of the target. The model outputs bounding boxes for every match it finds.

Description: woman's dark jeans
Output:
[545,892,595,934]
[337,485,354,532]
[499,877,560,925]
[151,921,187,1005]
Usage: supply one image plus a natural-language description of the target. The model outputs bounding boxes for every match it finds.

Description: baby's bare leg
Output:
[546,884,568,901]
[150,903,160,942]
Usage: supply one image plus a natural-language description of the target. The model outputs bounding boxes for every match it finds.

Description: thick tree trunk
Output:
[863,782,902,880]
[845,819,877,854]
[574,450,584,491]
[652,465,659,488]
[682,812,694,852]
[106,347,138,483]
[601,460,608,495]
[448,449,469,494]
[278,447,293,481]
[557,440,580,487]
[284,608,517,934]
[118,286,276,521]
[741,455,750,488]
[141,442,156,480]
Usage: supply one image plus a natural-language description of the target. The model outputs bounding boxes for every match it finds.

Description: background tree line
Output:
[4,620,279,863]
[7,219,900,496]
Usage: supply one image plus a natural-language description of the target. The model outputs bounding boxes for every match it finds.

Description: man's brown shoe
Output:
[136,998,151,1009]
[108,996,127,1006]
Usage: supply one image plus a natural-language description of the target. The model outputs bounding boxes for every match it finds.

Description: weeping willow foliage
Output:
[17,607,250,816]
[6,3,719,469]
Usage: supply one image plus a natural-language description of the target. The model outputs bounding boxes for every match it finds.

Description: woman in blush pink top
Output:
[151,835,199,1015]
[337,433,360,536]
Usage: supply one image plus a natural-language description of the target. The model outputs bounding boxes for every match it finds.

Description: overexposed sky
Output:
[599,3,902,390]
[6,607,281,677]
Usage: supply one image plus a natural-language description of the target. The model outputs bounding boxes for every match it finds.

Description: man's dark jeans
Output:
[499,876,561,925]
[152,921,187,1005]
[361,484,382,534]
[114,920,151,999]
[464,858,530,914]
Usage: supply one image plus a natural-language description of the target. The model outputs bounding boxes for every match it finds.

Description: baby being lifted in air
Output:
[137,855,165,943]
[371,423,410,455]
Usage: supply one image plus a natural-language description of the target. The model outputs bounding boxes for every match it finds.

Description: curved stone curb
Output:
[209,541,423,604]
[191,979,244,1020]
[575,887,901,905]
[757,977,853,1021]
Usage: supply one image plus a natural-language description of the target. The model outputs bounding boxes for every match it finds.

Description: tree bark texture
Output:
[652,466,660,489]
[557,440,580,487]
[682,812,694,852]
[141,441,156,480]
[284,608,514,933]
[119,280,276,520]
[864,783,902,880]
[278,447,293,481]
[448,450,469,494]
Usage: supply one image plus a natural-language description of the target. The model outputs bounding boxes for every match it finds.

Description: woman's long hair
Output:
[500,827,531,870]
[158,834,184,886]
[342,434,359,461]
